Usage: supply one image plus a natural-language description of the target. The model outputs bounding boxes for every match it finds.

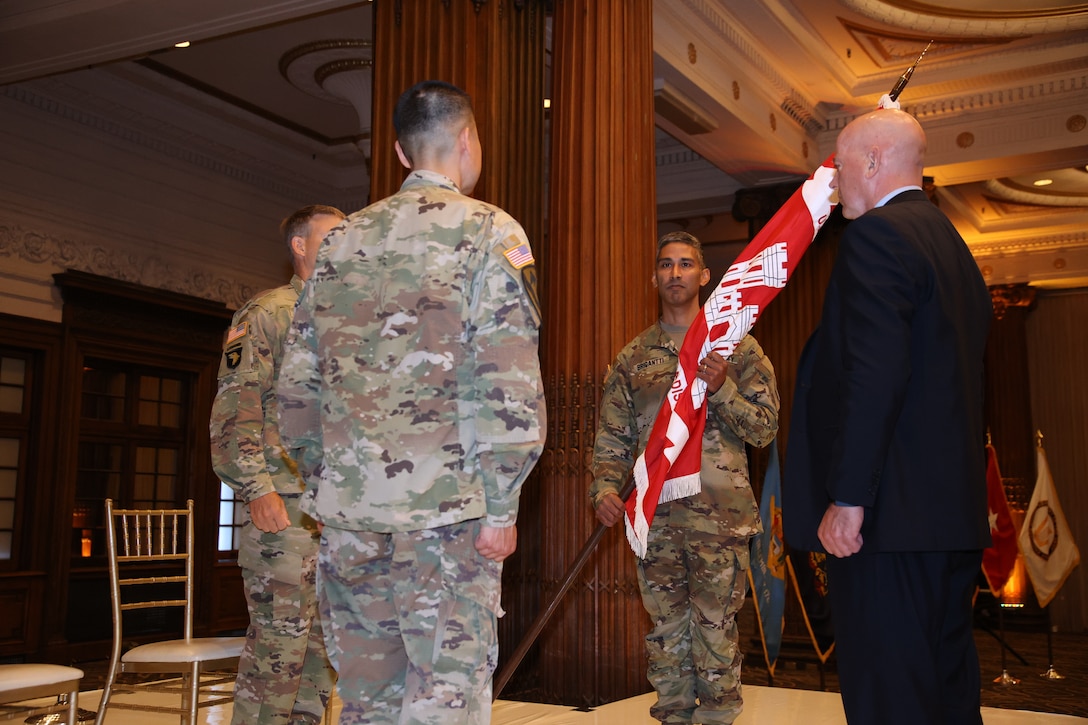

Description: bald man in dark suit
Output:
[782,109,992,725]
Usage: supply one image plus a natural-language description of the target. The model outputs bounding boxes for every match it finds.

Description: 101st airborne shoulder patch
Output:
[224,345,243,370]
[224,321,248,370]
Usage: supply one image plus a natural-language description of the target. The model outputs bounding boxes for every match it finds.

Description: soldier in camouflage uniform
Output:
[276,81,545,725]
[590,231,779,725]
[211,204,345,724]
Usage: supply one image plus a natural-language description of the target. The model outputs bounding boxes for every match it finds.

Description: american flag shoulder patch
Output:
[226,321,248,344]
[503,242,535,270]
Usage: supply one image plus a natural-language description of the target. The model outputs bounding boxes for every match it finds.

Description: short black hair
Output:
[393,80,475,164]
[656,230,705,268]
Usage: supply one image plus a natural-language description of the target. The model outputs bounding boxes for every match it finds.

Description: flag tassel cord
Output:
[746,567,777,682]
[784,555,835,666]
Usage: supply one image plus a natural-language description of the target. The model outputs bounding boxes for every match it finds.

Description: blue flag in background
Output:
[750,438,787,673]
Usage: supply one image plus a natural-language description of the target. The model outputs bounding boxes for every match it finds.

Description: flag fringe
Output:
[660,474,701,504]
[625,515,649,559]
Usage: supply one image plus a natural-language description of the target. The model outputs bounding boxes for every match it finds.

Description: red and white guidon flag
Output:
[624,157,838,557]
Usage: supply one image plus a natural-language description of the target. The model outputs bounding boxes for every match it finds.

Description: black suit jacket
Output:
[782,190,993,553]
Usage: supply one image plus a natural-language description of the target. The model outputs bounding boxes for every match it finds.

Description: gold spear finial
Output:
[888,40,934,102]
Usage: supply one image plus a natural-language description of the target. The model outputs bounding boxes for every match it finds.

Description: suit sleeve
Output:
[827,216,919,506]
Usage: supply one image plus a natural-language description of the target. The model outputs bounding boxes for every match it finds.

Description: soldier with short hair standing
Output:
[211,204,345,724]
[590,231,779,725]
[276,80,545,725]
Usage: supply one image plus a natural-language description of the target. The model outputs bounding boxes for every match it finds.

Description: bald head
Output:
[831,109,927,219]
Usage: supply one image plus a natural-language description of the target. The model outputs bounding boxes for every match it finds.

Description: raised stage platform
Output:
[48,684,1088,724]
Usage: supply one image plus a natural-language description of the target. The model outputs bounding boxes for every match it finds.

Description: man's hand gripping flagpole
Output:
[623,42,933,557]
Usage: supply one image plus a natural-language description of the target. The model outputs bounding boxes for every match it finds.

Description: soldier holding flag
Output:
[591,231,779,725]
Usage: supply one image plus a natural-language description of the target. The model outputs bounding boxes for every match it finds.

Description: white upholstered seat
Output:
[0,663,84,723]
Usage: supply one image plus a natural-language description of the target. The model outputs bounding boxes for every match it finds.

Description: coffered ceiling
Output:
[1,0,1086,287]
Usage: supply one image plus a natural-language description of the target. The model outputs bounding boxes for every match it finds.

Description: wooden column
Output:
[370,0,545,245]
[534,0,658,706]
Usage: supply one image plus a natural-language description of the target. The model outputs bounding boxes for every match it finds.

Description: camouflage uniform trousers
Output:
[233,496,334,725]
[636,516,751,725]
[318,519,502,725]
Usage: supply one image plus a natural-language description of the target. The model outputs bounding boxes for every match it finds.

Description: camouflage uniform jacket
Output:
[590,324,779,536]
[277,170,546,533]
[210,275,305,503]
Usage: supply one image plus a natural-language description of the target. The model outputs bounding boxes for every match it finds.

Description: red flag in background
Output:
[981,444,1017,593]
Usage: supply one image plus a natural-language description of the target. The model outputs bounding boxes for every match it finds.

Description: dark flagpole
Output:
[1041,607,1065,679]
[493,478,635,700]
[993,601,1020,685]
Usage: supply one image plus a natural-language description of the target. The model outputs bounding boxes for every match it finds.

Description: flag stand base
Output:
[1040,665,1065,680]
[993,669,1020,686]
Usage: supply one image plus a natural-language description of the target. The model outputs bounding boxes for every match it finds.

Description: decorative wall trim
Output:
[825,70,1088,128]
[969,230,1088,258]
[0,224,256,310]
[989,283,1036,321]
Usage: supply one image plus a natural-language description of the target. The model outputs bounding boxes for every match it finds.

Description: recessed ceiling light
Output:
[174,41,191,48]
[1033,179,1053,187]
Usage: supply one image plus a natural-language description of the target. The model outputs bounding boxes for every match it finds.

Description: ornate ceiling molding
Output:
[837,0,1088,37]
[679,0,824,135]
[279,39,374,144]
[984,179,1088,208]
[279,39,373,105]
[840,20,1017,68]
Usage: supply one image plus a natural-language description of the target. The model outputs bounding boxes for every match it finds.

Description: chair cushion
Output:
[0,664,84,691]
[121,636,245,663]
